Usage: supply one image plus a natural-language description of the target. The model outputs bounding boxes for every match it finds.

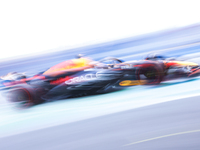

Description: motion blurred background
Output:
[1,0,200,150]
[0,0,200,61]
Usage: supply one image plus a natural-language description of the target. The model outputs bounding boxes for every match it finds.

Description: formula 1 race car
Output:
[0,56,200,107]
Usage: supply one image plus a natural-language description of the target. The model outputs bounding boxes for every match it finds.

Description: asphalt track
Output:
[0,94,200,150]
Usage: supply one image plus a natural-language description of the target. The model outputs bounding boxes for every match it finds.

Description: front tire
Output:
[136,64,163,85]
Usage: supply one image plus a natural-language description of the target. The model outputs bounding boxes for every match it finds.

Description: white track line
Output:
[124,129,200,146]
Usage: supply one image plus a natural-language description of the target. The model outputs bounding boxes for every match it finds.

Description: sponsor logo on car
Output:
[65,73,98,84]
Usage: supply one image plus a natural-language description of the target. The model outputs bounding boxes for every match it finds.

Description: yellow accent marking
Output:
[119,80,146,86]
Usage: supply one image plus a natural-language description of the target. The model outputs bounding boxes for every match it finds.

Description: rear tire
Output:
[7,85,43,107]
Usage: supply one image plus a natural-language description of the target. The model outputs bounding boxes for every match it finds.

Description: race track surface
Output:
[0,95,200,150]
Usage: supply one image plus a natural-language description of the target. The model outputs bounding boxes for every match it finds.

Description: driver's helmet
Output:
[99,57,124,68]
[145,53,166,61]
[76,54,84,59]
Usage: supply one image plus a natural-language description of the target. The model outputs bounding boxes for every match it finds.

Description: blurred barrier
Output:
[0,24,200,76]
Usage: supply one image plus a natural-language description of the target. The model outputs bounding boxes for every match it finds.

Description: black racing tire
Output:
[135,64,163,85]
[7,85,43,107]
